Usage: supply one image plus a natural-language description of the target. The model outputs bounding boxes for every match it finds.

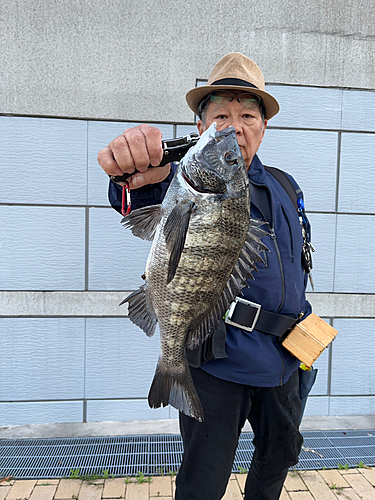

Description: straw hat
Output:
[186,53,279,120]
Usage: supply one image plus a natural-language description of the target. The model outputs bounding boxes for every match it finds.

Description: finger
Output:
[138,125,163,166]
[128,164,171,190]
[97,146,124,176]
[125,127,154,173]
[109,133,137,174]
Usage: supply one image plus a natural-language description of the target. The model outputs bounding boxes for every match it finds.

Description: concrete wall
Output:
[1,0,375,426]
[1,0,375,122]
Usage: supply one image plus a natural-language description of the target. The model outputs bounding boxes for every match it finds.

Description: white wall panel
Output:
[0,401,83,426]
[175,125,199,137]
[87,121,174,206]
[334,215,375,293]
[310,348,329,396]
[330,397,375,416]
[303,396,329,416]
[0,318,85,400]
[331,319,375,396]
[0,206,85,290]
[88,207,152,290]
[0,116,87,205]
[266,85,343,130]
[303,213,337,293]
[87,399,170,422]
[85,318,160,399]
[342,90,375,132]
[338,133,375,213]
[258,129,338,212]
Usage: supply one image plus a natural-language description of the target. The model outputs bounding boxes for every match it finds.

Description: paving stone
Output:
[149,476,172,497]
[359,467,375,486]
[55,478,82,499]
[343,472,375,500]
[280,487,291,499]
[103,478,126,498]
[300,470,337,499]
[125,481,148,500]
[222,476,243,499]
[6,479,37,499]
[289,492,314,499]
[78,482,103,500]
[330,487,361,499]
[285,471,308,491]
[319,469,350,488]
[339,468,360,474]
[36,480,60,485]
[0,486,12,500]
[234,473,246,493]
[29,485,58,500]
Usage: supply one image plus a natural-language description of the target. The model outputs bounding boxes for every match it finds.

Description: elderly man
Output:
[98,53,312,500]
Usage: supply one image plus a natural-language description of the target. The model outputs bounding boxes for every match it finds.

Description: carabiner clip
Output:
[121,182,131,216]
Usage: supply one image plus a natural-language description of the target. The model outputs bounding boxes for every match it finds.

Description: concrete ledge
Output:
[1,292,375,318]
[1,415,375,440]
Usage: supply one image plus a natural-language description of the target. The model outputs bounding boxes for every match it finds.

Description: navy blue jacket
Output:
[109,154,312,388]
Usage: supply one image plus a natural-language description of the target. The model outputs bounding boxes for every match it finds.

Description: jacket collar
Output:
[247,154,268,185]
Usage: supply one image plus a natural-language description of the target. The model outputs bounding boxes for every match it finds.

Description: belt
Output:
[225,297,298,338]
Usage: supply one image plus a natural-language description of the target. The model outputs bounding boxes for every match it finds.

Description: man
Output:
[98,53,312,500]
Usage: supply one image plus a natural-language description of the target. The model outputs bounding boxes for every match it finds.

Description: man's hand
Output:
[97,124,171,189]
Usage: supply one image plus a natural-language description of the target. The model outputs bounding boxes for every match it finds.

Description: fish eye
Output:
[224,151,238,165]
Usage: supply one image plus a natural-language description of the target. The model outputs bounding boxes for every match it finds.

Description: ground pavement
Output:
[1,467,375,500]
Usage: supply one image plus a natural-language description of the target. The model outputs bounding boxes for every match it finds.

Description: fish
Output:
[121,122,268,422]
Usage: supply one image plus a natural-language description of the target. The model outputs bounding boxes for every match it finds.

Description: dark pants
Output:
[175,368,303,500]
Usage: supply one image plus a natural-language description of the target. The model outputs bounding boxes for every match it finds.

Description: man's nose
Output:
[229,117,243,134]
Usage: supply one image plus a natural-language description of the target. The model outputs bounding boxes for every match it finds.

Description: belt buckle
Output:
[225,297,262,332]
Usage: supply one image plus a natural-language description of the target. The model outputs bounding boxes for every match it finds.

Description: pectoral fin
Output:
[122,204,163,241]
[163,201,195,284]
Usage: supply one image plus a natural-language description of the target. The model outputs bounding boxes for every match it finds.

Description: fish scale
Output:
[122,122,268,421]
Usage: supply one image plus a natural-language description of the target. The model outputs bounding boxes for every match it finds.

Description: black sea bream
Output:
[122,122,267,422]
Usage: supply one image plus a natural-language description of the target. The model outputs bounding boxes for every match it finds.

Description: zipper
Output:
[251,180,286,385]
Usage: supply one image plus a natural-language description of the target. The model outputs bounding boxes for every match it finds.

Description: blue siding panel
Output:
[334,215,375,293]
[0,116,87,205]
[342,90,375,132]
[303,397,329,416]
[0,401,83,426]
[303,213,337,293]
[310,348,329,396]
[0,206,85,290]
[88,207,152,290]
[266,85,343,130]
[175,125,199,138]
[87,121,174,206]
[258,129,338,212]
[331,319,375,396]
[329,397,375,416]
[85,318,160,399]
[87,399,170,422]
[0,318,85,401]
[338,133,375,213]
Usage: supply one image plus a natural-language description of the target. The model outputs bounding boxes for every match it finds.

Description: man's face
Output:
[197,91,267,170]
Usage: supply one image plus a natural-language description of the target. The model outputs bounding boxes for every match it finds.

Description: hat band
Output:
[211,78,258,89]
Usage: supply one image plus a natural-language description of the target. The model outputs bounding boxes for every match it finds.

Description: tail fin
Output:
[148,359,204,422]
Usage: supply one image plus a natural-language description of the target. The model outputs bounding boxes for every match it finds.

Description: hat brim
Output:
[186,85,279,120]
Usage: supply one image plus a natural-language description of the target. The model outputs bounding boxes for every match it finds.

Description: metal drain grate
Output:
[0,430,374,479]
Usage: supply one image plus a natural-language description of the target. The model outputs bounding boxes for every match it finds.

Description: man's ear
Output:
[197,120,204,136]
